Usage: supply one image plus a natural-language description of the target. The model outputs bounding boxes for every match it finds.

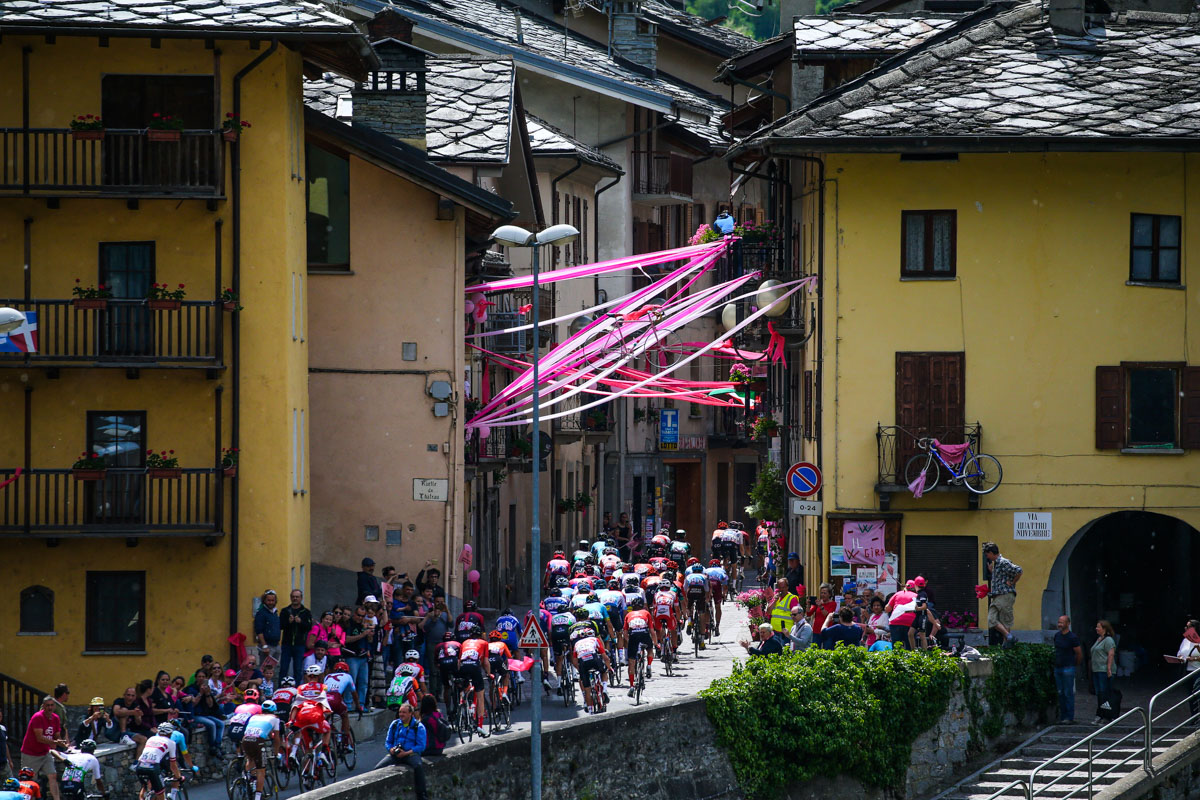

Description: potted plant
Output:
[751,415,779,439]
[71,279,112,309]
[465,398,483,422]
[221,447,238,477]
[583,408,608,431]
[632,407,648,424]
[688,223,720,246]
[221,112,251,143]
[729,363,752,386]
[574,492,593,514]
[507,436,532,460]
[556,497,576,514]
[747,460,786,523]
[148,283,186,310]
[493,468,507,486]
[942,611,978,631]
[220,288,242,312]
[69,114,104,141]
[71,452,107,481]
[146,112,185,142]
[146,449,181,479]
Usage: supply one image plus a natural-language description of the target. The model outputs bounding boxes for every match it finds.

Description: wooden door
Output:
[895,352,965,478]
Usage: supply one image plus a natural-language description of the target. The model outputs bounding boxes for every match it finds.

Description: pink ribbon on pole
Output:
[764,321,787,366]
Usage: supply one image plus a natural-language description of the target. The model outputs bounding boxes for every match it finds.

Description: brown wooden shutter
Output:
[929,353,965,443]
[895,353,924,474]
[1179,367,1200,449]
[1095,365,1124,450]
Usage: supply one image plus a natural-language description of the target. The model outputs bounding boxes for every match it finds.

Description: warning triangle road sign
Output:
[518,615,550,649]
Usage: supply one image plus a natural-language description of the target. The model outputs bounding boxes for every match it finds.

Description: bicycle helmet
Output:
[405,649,421,662]
[690,564,705,575]
[244,688,260,700]
[79,739,97,754]
[606,539,616,548]
[628,596,645,610]
[573,608,589,620]
[443,631,456,641]
[305,664,323,677]
[261,700,277,713]
[624,575,640,588]
[280,677,296,688]
[157,723,175,737]
[488,630,505,641]
[603,547,617,556]
[584,555,596,566]
[687,557,700,566]
[553,550,565,558]
[19,768,34,780]
[4,779,20,791]
[583,565,596,576]
[465,600,478,611]
[717,521,728,529]
[468,623,483,638]
[607,578,620,589]
[333,661,349,672]
[586,593,599,603]
[709,559,721,567]
[674,529,686,539]
[666,560,678,570]
[578,540,589,550]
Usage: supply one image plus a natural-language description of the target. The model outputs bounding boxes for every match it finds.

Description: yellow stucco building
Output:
[0,4,372,695]
[735,3,1200,651]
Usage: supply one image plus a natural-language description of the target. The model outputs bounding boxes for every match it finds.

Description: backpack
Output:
[423,713,449,754]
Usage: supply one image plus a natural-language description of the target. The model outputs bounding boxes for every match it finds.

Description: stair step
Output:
[987,768,1126,785]
[999,756,1136,770]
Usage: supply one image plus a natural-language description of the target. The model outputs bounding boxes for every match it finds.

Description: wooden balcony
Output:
[631,150,693,205]
[0,129,225,199]
[0,298,223,371]
[0,467,224,539]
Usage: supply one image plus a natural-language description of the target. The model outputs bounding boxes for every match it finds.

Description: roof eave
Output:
[737,135,1200,156]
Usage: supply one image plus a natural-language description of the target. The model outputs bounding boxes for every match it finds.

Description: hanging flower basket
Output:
[220,288,243,312]
[148,468,182,479]
[221,447,238,477]
[223,466,237,478]
[222,130,238,143]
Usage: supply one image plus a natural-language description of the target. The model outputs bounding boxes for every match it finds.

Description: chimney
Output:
[610,1,658,75]
[352,10,429,150]
[1047,0,1087,35]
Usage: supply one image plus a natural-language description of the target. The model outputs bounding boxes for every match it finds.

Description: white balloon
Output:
[757,280,790,318]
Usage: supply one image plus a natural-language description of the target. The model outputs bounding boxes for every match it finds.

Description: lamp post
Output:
[489,223,579,800]
[0,307,24,334]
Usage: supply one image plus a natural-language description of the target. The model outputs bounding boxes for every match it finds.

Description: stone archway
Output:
[1042,511,1199,658]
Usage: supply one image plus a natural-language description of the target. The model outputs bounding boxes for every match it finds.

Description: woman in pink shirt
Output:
[307,610,344,657]
[885,581,920,650]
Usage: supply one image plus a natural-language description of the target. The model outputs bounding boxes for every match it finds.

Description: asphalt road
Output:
[190,600,752,799]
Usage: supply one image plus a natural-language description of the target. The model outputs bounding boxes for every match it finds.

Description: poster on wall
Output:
[876,553,899,595]
[855,566,879,590]
[830,545,851,576]
[843,519,886,565]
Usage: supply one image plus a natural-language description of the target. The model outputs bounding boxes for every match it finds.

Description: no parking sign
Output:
[785,462,822,498]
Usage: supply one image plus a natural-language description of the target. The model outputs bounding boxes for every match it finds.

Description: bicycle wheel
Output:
[963,454,1003,494]
[229,778,251,800]
[456,701,473,744]
[322,746,337,780]
[634,656,645,705]
[340,726,357,770]
[299,758,315,793]
[275,754,291,790]
[512,672,524,707]
[903,453,941,491]
[646,330,686,371]
[223,758,241,800]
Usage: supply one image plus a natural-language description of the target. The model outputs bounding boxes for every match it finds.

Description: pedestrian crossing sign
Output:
[518,615,550,649]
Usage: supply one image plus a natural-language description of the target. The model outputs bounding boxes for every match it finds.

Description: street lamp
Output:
[0,307,24,334]
[489,222,578,800]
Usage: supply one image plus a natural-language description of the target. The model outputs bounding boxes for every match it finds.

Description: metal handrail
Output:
[1148,666,1200,747]
[983,779,1030,800]
[1029,707,1150,800]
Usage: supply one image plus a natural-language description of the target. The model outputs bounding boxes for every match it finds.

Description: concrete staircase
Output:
[935,723,1194,800]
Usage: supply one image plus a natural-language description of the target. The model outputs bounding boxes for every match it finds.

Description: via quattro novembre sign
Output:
[1013,512,1051,540]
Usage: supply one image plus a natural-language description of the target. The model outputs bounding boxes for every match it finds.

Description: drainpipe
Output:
[228,38,278,654]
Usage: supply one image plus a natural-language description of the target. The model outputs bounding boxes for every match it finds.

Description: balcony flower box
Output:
[72,452,106,480]
[69,114,105,141]
[222,113,250,143]
[221,289,243,312]
[72,469,107,481]
[148,468,182,479]
[72,298,108,310]
[72,129,105,142]
[148,283,186,311]
[147,129,181,143]
[148,299,181,311]
[146,450,179,479]
[223,466,237,478]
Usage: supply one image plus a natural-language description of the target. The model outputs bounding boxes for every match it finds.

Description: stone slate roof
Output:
[739,2,1200,148]
[640,0,758,56]
[374,0,730,148]
[525,113,623,173]
[794,12,964,56]
[304,55,516,163]
[0,0,355,33]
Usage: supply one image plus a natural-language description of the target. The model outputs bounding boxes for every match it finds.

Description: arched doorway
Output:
[1042,511,1199,662]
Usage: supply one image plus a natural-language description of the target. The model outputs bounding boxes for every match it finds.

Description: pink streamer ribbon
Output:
[765,321,787,367]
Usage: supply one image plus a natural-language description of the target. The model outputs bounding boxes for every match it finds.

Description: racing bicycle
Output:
[587,307,686,371]
[631,649,648,706]
[903,437,1002,495]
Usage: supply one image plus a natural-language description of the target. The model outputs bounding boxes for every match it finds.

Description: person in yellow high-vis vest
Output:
[769,578,802,640]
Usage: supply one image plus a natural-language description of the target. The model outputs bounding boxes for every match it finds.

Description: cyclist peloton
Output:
[719,522,743,586]
[569,619,612,713]
[433,632,461,711]
[651,579,681,655]
[683,563,712,646]
[225,689,263,762]
[571,540,591,568]
[597,578,628,666]
[623,596,659,692]
[395,650,429,698]
[457,624,491,736]
[668,530,691,564]
[454,601,486,643]
[543,550,571,590]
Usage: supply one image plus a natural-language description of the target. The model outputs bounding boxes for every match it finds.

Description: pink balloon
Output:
[467,569,480,583]
[477,425,491,440]
[464,299,475,314]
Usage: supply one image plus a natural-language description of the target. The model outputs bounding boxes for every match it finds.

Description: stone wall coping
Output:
[1093,729,1200,800]
[960,657,994,678]
[95,741,136,758]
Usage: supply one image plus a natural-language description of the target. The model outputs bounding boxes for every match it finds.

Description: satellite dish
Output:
[756,280,790,318]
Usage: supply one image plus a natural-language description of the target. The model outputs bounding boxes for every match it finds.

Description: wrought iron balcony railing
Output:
[0,467,224,537]
[0,298,223,368]
[0,129,225,198]
[876,423,982,509]
[466,426,511,465]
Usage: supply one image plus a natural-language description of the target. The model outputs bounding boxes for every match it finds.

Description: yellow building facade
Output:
[0,11,370,696]
[794,152,1199,646]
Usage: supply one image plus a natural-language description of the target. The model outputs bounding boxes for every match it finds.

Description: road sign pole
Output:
[530,243,542,800]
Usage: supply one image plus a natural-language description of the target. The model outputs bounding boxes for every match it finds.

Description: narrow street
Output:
[188,600,753,800]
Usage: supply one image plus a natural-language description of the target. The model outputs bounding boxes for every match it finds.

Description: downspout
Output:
[591,171,624,515]
[229,38,278,653]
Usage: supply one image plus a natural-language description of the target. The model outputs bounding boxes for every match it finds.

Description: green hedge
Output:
[700,647,962,800]
[970,644,1056,741]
